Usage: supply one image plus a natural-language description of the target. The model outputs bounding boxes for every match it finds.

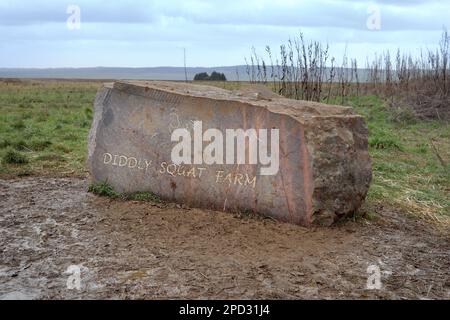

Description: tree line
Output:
[193,71,227,81]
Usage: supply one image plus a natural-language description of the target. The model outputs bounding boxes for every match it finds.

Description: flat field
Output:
[0,79,448,299]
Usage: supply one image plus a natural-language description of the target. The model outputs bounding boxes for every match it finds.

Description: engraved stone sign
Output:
[88,81,372,226]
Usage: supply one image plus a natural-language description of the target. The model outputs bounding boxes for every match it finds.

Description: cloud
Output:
[0,0,448,30]
[0,0,157,25]
[0,0,448,67]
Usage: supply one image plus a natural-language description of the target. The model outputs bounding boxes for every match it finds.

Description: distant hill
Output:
[0,66,371,82]
[0,66,249,81]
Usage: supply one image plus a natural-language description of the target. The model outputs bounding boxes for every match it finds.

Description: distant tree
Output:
[193,71,227,81]
[209,71,227,81]
[193,72,210,81]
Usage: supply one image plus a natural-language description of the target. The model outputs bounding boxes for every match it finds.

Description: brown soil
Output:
[0,177,449,299]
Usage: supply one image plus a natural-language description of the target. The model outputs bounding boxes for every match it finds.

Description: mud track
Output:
[0,178,449,299]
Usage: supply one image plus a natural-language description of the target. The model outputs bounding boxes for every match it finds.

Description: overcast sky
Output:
[0,0,449,68]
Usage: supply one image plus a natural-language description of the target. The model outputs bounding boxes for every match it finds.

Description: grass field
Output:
[0,79,448,224]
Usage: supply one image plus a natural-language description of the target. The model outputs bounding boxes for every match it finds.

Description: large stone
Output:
[88,81,372,226]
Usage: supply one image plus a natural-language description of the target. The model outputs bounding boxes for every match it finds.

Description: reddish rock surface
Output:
[88,81,371,226]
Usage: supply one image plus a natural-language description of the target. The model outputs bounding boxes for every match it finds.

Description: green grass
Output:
[2,148,28,164]
[122,191,162,203]
[0,80,100,177]
[342,95,449,223]
[88,180,119,198]
[0,80,448,225]
[88,180,161,203]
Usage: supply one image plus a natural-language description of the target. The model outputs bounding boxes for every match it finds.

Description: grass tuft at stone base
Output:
[88,180,162,204]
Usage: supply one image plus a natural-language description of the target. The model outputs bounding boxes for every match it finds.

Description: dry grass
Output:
[245,30,450,120]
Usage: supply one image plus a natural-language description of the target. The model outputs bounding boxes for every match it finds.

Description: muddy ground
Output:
[0,177,448,299]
